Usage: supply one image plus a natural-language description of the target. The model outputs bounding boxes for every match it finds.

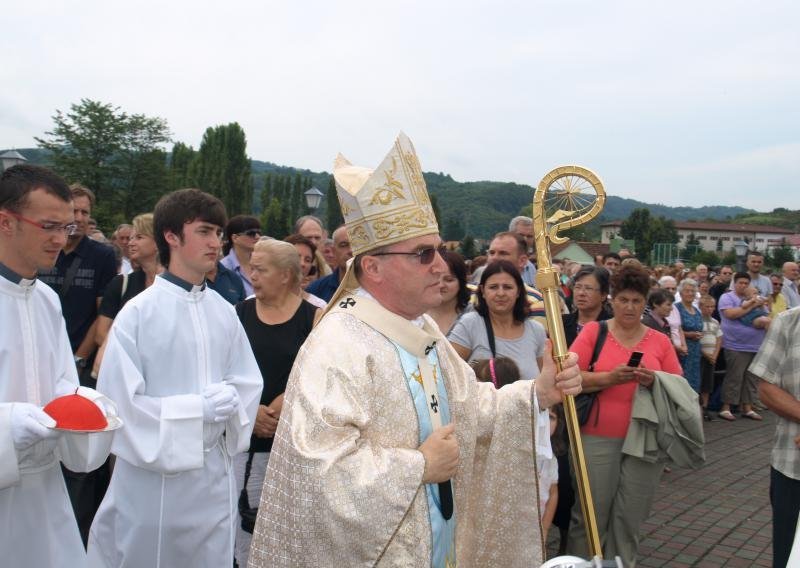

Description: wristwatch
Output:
[74,356,87,369]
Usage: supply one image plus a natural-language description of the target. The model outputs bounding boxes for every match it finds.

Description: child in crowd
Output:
[471,356,521,388]
[472,356,559,536]
[699,294,723,421]
[738,286,771,329]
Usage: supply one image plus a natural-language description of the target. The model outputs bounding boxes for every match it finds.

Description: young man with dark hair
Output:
[87,188,262,567]
[0,164,113,566]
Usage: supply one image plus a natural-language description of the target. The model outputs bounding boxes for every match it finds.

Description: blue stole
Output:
[392,342,457,568]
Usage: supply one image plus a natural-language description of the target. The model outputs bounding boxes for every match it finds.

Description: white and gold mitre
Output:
[333,132,439,256]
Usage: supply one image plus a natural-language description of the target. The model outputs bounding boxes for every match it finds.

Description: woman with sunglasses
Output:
[221,215,261,296]
[448,260,546,382]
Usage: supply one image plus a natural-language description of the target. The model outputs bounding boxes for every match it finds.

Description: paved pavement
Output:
[548,410,778,567]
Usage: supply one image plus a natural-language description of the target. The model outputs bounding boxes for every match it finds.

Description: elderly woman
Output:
[427,250,470,334]
[566,264,683,566]
[449,260,546,380]
[233,238,318,566]
[94,213,162,375]
[563,266,612,347]
[676,278,703,392]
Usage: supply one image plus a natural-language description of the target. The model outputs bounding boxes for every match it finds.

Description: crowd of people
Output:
[2,135,800,567]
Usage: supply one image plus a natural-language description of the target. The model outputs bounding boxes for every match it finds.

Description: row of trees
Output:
[35,100,276,231]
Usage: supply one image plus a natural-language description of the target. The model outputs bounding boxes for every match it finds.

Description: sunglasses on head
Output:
[371,245,447,265]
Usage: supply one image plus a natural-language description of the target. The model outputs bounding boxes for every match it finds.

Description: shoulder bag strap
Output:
[241,450,255,506]
[120,272,129,299]
[482,313,497,358]
[588,320,608,372]
[60,256,82,300]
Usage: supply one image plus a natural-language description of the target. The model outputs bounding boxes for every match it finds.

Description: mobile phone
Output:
[627,351,644,368]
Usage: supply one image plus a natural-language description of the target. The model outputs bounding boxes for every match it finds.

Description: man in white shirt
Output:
[781,261,800,309]
[0,164,99,566]
[87,188,263,567]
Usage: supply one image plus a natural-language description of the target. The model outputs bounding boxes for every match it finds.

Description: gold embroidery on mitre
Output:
[369,157,407,206]
[372,209,432,240]
[349,224,371,250]
[400,148,430,206]
[338,197,352,217]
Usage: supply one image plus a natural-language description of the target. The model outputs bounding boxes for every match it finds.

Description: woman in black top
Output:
[233,237,318,566]
[562,265,612,346]
[93,213,162,377]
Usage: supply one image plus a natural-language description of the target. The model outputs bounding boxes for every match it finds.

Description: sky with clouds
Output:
[3,0,798,210]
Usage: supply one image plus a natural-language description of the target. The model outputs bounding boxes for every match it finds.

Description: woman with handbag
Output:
[554,265,612,553]
[566,264,683,567]
[233,238,318,567]
[448,260,546,381]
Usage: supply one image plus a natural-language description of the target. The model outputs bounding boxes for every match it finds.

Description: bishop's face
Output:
[373,234,447,319]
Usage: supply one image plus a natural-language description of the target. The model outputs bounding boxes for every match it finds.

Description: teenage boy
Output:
[87,188,262,567]
[0,165,109,566]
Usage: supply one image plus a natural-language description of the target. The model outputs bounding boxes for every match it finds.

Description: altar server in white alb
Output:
[87,188,263,567]
[248,133,583,567]
[0,165,112,567]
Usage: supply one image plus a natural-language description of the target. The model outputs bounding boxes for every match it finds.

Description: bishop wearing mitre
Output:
[248,133,582,567]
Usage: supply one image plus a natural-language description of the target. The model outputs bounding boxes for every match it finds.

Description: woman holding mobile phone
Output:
[566,264,684,566]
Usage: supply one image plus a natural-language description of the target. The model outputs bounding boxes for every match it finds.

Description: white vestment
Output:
[0,271,88,567]
[248,296,552,567]
[86,276,262,568]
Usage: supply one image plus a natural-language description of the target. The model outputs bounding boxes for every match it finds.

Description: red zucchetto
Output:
[44,394,108,431]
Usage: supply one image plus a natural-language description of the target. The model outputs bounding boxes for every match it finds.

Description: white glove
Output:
[201,383,240,423]
[11,403,59,450]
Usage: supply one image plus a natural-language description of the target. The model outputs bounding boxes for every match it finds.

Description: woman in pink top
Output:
[566,264,683,566]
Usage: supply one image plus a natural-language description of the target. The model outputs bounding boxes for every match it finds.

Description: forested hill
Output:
[7,148,759,239]
[422,172,754,239]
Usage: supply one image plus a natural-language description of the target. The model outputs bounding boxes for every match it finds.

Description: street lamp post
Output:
[734,240,749,273]
[0,150,28,172]
[304,187,324,212]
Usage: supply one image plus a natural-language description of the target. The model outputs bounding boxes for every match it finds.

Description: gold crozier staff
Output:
[533,165,606,558]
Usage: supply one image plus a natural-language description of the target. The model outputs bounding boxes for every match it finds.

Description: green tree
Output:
[261,197,284,237]
[620,208,678,264]
[459,235,478,259]
[443,216,464,242]
[291,173,304,224]
[169,142,196,190]
[430,194,443,228]
[620,209,652,260]
[36,99,171,225]
[260,173,274,213]
[691,250,720,267]
[771,240,795,267]
[193,123,251,216]
[326,175,344,230]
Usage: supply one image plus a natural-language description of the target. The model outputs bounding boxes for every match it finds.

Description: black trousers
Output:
[770,467,800,568]
[63,458,111,546]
